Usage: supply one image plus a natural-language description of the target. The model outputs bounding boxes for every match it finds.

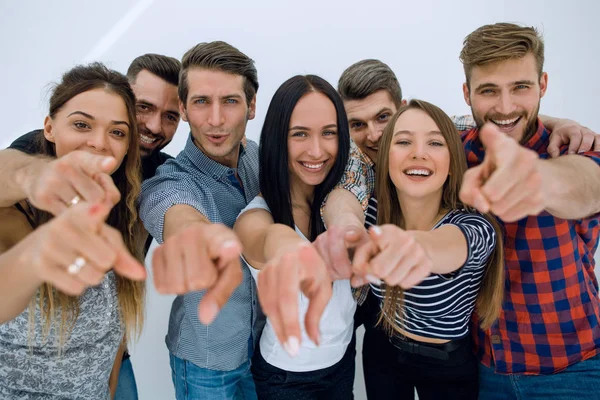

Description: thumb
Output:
[100,224,147,281]
[479,122,509,156]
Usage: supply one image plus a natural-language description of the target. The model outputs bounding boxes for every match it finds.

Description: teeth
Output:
[301,162,324,170]
[140,134,158,144]
[405,169,431,176]
[491,117,519,126]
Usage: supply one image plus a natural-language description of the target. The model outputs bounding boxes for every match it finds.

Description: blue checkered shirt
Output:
[140,134,261,371]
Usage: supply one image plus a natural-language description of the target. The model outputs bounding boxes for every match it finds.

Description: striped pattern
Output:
[139,134,261,371]
[371,210,496,339]
[463,121,600,375]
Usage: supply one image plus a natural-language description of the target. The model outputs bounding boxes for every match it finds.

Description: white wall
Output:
[2,1,599,399]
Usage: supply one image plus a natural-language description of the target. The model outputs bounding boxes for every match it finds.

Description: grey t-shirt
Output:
[0,272,122,399]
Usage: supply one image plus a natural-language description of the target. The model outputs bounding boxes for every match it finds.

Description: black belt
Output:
[389,334,464,361]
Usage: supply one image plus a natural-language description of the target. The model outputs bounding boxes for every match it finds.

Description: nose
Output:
[208,103,224,127]
[366,121,383,144]
[145,112,162,134]
[87,131,109,153]
[411,140,428,160]
[307,136,324,159]
[496,90,518,116]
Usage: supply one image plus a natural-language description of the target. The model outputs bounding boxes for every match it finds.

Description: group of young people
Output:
[1,21,599,400]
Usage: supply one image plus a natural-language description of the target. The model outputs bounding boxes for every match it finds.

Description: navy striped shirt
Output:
[371,209,496,339]
[139,134,261,371]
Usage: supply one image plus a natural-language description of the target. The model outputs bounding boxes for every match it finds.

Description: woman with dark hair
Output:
[352,99,504,399]
[0,63,147,399]
[234,75,354,399]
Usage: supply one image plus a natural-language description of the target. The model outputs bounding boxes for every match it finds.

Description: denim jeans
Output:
[479,352,600,399]
[115,356,138,400]
[169,353,257,400]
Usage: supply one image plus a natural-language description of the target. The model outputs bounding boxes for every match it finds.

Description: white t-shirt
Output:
[238,196,356,372]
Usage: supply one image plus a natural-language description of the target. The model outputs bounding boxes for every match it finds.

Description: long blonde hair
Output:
[29,63,145,349]
[375,99,504,334]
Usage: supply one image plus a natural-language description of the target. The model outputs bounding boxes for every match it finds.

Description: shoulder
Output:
[0,205,35,253]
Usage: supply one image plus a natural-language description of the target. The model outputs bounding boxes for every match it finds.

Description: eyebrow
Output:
[190,94,243,101]
[67,111,130,128]
[289,123,337,131]
[137,100,180,118]
[393,130,443,137]
[348,107,393,123]
[475,80,536,91]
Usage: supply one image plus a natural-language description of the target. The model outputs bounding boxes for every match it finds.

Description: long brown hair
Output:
[375,99,504,334]
[30,63,145,347]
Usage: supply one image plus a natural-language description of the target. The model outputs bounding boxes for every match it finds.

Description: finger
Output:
[593,135,600,152]
[198,257,243,325]
[182,233,218,292]
[488,178,541,220]
[161,238,186,293]
[43,262,88,296]
[65,167,107,205]
[383,245,425,286]
[276,254,302,353]
[42,238,103,289]
[299,245,331,345]
[152,245,168,293]
[481,149,536,205]
[398,261,431,290]
[94,173,121,207]
[328,226,353,275]
[547,132,562,158]
[257,266,286,346]
[351,239,378,277]
[69,202,112,234]
[460,166,490,212]
[204,225,242,266]
[567,132,583,155]
[76,152,117,176]
[578,128,595,153]
[100,225,146,281]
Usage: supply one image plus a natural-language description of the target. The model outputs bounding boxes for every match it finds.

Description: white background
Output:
[1,1,599,399]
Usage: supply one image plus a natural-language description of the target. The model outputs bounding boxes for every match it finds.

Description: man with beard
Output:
[138,41,260,400]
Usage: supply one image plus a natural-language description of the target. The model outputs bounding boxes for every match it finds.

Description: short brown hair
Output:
[126,53,181,86]
[179,41,258,105]
[460,22,545,87]
[376,99,504,333]
[337,59,402,108]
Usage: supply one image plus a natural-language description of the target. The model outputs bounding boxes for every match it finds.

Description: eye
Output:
[395,139,410,146]
[480,89,496,95]
[136,104,150,112]
[377,113,390,122]
[111,129,127,138]
[195,98,207,104]
[323,130,337,137]
[225,98,238,104]
[515,84,530,90]
[291,131,307,138]
[73,121,90,130]
[350,122,365,130]
[166,114,178,122]
[429,140,445,147]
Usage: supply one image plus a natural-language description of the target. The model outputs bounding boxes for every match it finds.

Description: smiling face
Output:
[131,70,180,157]
[388,108,450,202]
[43,88,131,173]
[464,53,547,143]
[181,68,255,168]
[287,91,339,191]
[344,89,400,164]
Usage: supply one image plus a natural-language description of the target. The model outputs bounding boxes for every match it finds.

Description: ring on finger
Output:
[67,256,87,275]
[69,195,81,207]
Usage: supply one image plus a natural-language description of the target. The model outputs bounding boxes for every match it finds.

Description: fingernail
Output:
[365,274,382,285]
[201,302,219,325]
[371,226,382,236]
[221,240,240,253]
[283,336,300,357]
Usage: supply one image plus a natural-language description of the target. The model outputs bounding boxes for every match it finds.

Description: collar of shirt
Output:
[183,133,245,180]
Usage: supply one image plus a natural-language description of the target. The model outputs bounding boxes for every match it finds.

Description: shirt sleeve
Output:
[451,115,476,132]
[320,140,373,219]
[442,211,497,275]
[7,130,42,154]
[139,167,215,244]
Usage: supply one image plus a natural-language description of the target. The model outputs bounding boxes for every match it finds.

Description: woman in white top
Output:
[234,75,355,399]
[352,100,504,400]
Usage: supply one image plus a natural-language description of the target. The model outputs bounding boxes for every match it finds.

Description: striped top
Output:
[371,209,496,339]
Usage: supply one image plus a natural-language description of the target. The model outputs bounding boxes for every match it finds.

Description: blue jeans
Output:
[479,353,600,399]
[170,353,257,400]
[115,356,138,400]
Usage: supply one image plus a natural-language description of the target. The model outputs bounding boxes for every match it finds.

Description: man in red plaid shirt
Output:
[458,23,600,399]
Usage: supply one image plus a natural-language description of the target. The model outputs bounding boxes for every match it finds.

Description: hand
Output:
[27,201,146,296]
[257,242,332,355]
[547,119,600,157]
[313,224,369,281]
[352,225,432,289]
[20,151,120,215]
[152,223,243,325]
[460,123,548,222]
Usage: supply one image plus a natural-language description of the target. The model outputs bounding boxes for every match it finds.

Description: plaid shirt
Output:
[463,121,600,375]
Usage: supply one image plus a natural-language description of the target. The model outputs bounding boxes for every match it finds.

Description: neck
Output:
[289,176,315,210]
[397,191,444,231]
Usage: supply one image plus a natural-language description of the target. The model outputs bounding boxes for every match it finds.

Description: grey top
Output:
[140,134,262,371]
[0,272,122,399]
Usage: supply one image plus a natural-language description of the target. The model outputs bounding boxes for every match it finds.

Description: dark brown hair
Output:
[126,53,181,87]
[337,59,402,107]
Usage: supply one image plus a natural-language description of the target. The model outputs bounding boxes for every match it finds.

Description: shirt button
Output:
[491,335,501,344]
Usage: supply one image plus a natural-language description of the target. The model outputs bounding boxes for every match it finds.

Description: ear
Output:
[400,99,408,106]
[462,82,471,106]
[179,100,188,122]
[43,115,55,143]
[247,95,256,120]
[539,72,548,98]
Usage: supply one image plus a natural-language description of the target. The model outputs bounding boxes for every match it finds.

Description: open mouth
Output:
[490,116,521,130]
[403,168,432,178]
[140,133,160,145]
[299,161,327,171]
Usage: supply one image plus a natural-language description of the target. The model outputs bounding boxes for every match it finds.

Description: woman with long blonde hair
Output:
[0,63,146,399]
[353,99,504,399]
